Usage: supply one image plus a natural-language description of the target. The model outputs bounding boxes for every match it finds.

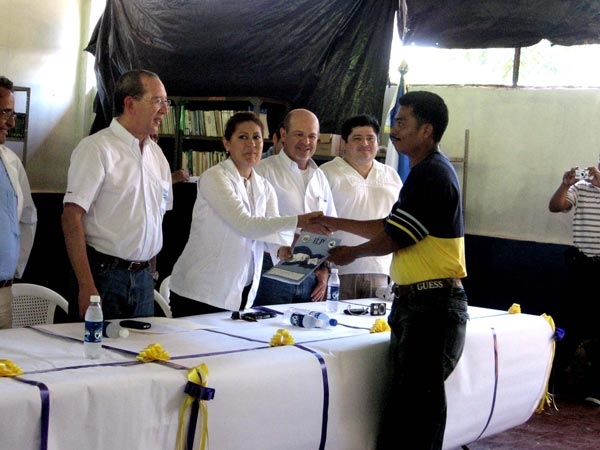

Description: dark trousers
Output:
[170,284,252,317]
[554,247,600,397]
[377,286,468,450]
[252,254,317,306]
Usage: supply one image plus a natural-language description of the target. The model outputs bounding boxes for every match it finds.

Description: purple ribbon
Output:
[13,377,50,450]
[474,327,499,441]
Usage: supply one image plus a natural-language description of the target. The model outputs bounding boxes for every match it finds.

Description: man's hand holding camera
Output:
[565,166,600,187]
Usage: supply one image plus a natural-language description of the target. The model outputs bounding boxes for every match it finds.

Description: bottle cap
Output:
[90,295,101,303]
[329,318,338,326]
[331,268,338,274]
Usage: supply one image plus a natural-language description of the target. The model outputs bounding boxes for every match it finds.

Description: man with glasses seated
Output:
[0,75,37,329]
[62,69,173,321]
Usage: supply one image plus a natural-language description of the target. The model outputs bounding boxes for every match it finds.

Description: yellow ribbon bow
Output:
[536,313,558,413]
[270,328,295,346]
[136,343,170,362]
[0,359,24,377]
[370,318,391,333]
[177,363,214,450]
[508,303,522,314]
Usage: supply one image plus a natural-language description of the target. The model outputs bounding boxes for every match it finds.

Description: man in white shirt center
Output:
[253,109,337,305]
[320,114,402,300]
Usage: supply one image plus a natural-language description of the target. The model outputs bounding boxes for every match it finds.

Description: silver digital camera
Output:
[574,168,590,180]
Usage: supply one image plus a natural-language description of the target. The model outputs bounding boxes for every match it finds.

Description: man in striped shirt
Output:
[314,91,468,449]
[549,163,600,406]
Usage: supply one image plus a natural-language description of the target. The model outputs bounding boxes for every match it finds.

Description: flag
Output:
[385,60,411,182]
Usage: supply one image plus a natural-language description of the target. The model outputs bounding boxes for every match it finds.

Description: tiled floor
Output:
[463,395,600,450]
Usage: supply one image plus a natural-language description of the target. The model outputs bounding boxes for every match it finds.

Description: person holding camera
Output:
[549,162,600,406]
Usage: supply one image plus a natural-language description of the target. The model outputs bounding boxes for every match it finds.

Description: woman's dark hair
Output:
[223,111,264,140]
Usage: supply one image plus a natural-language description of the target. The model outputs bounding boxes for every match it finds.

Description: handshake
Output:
[296,212,339,236]
[294,214,363,266]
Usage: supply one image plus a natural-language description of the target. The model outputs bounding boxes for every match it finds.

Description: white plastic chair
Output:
[154,289,172,318]
[159,275,171,304]
[11,283,69,327]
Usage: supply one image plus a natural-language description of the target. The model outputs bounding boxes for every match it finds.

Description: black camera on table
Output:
[370,302,387,316]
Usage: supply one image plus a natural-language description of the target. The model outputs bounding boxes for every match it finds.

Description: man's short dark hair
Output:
[274,121,284,140]
[0,76,14,92]
[113,69,159,116]
[398,91,449,143]
[341,114,380,142]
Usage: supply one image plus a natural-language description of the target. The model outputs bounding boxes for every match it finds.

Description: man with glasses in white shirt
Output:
[62,69,173,321]
[0,75,37,328]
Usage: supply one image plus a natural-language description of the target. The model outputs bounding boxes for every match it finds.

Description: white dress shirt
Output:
[170,158,297,311]
[320,156,402,275]
[63,119,173,261]
[255,149,337,217]
[0,145,37,278]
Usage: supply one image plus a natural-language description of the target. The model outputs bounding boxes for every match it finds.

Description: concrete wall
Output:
[414,85,596,247]
[0,0,101,193]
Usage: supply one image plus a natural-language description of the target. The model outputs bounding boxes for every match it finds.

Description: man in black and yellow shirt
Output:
[315,91,468,450]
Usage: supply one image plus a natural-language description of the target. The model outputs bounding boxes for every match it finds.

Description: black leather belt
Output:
[392,278,463,298]
[88,246,150,272]
[0,279,13,288]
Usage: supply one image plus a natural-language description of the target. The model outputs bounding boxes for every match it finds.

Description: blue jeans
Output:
[377,286,468,450]
[252,255,317,306]
[92,264,155,321]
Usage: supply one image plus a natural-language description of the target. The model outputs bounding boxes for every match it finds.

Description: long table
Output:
[0,300,555,450]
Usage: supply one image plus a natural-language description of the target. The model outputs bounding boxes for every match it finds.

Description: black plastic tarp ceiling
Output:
[86,0,397,134]
[400,0,600,49]
[87,0,600,134]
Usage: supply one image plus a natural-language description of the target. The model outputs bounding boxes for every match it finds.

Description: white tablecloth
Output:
[0,300,555,450]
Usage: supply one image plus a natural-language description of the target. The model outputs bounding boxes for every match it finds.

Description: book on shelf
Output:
[203,111,218,137]
[183,109,206,136]
[158,108,176,135]
[263,232,341,285]
[259,110,269,135]
[182,150,227,176]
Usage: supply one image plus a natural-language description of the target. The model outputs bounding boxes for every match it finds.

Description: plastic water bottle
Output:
[283,308,337,328]
[326,268,340,313]
[375,281,394,301]
[84,295,103,359]
[284,308,320,328]
[103,321,130,339]
[308,310,338,327]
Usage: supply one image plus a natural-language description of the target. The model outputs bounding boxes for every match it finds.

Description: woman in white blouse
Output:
[169,112,322,315]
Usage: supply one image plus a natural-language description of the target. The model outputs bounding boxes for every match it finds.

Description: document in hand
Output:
[264,232,341,284]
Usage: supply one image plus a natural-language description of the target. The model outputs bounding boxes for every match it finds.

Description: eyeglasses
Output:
[135,97,172,108]
[0,110,17,121]
[343,306,368,316]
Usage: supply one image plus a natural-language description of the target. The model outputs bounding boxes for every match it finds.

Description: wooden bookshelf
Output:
[158,96,288,175]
